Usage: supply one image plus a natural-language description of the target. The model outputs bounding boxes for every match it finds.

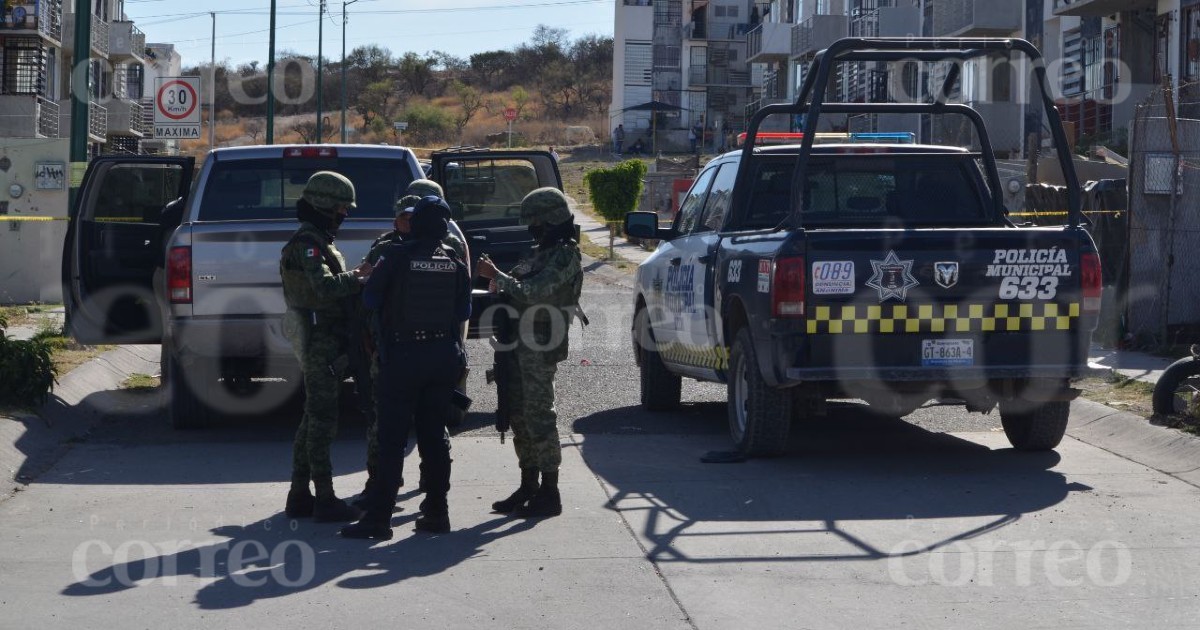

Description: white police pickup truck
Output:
[624,38,1102,456]
[62,145,560,428]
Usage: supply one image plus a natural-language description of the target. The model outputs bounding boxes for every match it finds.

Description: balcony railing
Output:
[689,66,752,87]
[89,100,107,141]
[0,0,63,43]
[930,0,1020,38]
[91,17,109,56]
[109,21,146,60]
[685,20,751,41]
[38,96,59,138]
[1053,0,1154,17]
[791,14,848,59]
[106,98,145,137]
[140,97,155,136]
[747,22,791,62]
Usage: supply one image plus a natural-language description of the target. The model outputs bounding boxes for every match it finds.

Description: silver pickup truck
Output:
[62,144,561,428]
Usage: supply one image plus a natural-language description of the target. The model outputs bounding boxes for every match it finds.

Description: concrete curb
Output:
[0,344,159,501]
[1068,398,1200,488]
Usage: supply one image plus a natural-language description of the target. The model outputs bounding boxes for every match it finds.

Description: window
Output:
[740,154,994,229]
[1,41,45,95]
[93,163,184,223]
[727,5,738,18]
[198,158,415,221]
[441,158,545,225]
[1183,6,1200,81]
[715,5,727,17]
[675,167,717,234]
[126,64,144,100]
[1154,13,1171,84]
[699,163,737,232]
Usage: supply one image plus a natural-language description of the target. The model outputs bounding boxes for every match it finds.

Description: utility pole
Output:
[210,12,216,151]
[341,0,359,143]
[267,0,277,144]
[1023,0,1045,181]
[316,0,326,142]
[68,0,93,209]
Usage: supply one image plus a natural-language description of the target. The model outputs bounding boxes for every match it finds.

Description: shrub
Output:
[404,103,454,146]
[584,159,647,258]
[0,321,55,409]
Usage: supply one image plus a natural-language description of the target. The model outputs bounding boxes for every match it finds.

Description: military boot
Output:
[313,496,363,523]
[352,465,400,510]
[339,516,393,541]
[285,487,315,518]
[492,468,539,513]
[515,470,561,518]
[415,495,450,533]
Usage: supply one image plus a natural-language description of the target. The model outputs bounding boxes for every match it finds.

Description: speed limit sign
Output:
[153,77,202,139]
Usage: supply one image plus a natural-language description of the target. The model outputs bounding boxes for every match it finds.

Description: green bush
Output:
[584,159,647,226]
[403,103,454,145]
[0,322,56,409]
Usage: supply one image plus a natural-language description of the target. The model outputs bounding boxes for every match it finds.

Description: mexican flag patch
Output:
[305,247,317,258]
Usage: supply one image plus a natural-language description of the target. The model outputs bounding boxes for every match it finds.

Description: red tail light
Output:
[167,246,192,304]
[772,256,806,318]
[283,147,338,158]
[1081,252,1102,314]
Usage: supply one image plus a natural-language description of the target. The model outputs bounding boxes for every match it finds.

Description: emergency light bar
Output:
[735,131,915,147]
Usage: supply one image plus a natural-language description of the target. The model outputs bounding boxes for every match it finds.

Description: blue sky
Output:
[123,0,615,67]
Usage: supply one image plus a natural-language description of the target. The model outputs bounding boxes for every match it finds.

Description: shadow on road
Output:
[61,510,537,609]
[574,401,1087,565]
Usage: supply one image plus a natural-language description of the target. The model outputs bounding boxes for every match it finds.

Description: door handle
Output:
[698,254,712,264]
[669,257,682,266]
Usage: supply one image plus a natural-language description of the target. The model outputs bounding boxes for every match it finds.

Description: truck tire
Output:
[728,328,790,456]
[1000,400,1069,451]
[636,308,681,411]
[166,350,213,430]
[1152,357,1200,416]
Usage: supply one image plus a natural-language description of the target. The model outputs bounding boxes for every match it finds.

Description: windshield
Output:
[741,154,995,229]
[442,158,543,226]
[197,158,415,221]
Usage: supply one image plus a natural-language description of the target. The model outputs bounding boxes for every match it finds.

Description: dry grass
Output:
[34,333,112,377]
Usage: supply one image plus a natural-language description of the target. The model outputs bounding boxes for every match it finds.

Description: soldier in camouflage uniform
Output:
[354,180,468,506]
[477,187,583,518]
[279,171,372,523]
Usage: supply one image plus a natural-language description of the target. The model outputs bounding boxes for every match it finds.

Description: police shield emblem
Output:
[934,262,959,289]
[866,250,919,302]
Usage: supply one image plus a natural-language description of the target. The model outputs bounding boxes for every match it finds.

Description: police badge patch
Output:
[934,261,959,289]
[865,250,919,302]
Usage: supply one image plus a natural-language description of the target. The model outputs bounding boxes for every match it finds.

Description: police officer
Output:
[280,171,372,522]
[341,196,471,540]
[476,187,583,518]
[353,180,469,506]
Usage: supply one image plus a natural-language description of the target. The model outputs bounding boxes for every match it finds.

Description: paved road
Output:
[1,267,1198,628]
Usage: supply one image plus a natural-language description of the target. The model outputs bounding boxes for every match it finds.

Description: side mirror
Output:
[624,211,666,240]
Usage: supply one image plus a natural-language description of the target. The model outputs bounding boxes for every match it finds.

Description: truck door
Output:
[62,156,194,344]
[429,149,562,336]
[671,162,735,372]
[654,164,718,364]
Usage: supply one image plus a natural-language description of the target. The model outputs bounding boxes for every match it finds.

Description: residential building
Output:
[610,0,762,151]
[0,0,157,303]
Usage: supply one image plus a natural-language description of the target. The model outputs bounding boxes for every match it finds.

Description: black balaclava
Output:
[538,218,577,248]
[297,198,341,236]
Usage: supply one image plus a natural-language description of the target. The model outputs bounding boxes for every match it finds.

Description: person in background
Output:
[612,124,625,155]
[549,146,560,162]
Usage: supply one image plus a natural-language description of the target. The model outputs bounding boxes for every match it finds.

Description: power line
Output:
[126,0,607,21]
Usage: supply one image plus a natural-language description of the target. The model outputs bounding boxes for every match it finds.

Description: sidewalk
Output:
[1,305,65,341]
[1088,343,1177,385]
[569,200,654,266]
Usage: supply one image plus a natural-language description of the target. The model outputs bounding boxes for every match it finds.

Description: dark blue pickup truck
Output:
[624,38,1102,456]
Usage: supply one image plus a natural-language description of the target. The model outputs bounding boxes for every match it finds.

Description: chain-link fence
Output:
[1126,82,1200,348]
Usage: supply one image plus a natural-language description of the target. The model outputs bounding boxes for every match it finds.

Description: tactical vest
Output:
[382,245,462,339]
[513,242,583,361]
[279,225,348,316]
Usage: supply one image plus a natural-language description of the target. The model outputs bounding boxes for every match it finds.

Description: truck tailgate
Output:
[188,222,386,317]
[800,227,1094,375]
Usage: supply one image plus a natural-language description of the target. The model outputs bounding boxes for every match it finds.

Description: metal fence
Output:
[1125,83,1200,347]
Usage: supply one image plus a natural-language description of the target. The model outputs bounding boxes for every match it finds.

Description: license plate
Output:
[921,339,974,366]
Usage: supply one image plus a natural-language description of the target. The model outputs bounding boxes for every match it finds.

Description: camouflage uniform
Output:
[492,188,583,487]
[279,172,361,511]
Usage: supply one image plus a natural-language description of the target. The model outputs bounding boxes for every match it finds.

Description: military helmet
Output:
[406,179,444,198]
[302,171,356,214]
[394,194,422,216]
[520,187,572,226]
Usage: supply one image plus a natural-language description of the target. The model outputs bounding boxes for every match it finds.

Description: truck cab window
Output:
[676,166,717,235]
[699,163,737,232]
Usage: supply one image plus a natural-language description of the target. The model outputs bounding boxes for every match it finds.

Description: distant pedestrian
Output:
[689,122,702,153]
[549,146,560,162]
[612,124,625,155]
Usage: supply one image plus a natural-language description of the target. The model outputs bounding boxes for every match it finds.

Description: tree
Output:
[584,159,647,259]
[355,80,396,134]
[292,119,336,144]
[510,85,531,120]
[346,44,393,85]
[469,50,516,91]
[397,52,437,97]
[245,119,263,141]
[452,81,485,138]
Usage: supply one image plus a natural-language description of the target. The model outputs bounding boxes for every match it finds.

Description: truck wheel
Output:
[1000,400,1069,451]
[636,308,681,411]
[728,328,790,456]
[166,351,213,430]
[1152,357,1200,416]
